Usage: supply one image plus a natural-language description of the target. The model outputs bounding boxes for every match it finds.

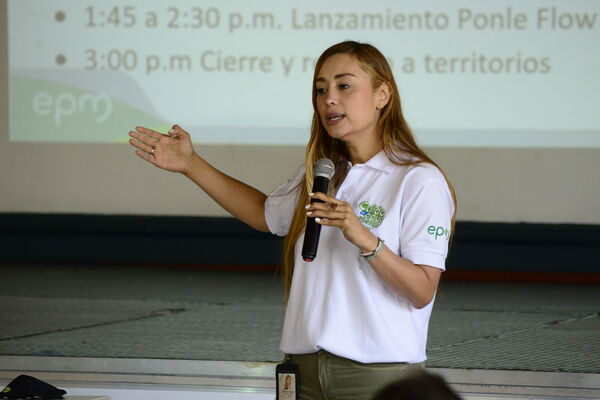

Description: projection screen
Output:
[1,0,599,223]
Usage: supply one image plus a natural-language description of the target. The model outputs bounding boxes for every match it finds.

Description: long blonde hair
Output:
[281,41,457,300]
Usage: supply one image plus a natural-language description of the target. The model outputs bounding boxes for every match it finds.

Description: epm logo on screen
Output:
[32,90,113,126]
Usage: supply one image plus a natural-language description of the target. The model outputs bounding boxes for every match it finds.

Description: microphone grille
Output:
[314,158,335,179]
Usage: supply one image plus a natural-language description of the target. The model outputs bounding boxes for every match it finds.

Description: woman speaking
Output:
[129,41,456,400]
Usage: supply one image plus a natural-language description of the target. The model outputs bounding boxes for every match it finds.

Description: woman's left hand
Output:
[306,192,378,253]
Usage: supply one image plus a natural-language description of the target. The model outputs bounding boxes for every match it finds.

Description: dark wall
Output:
[1,213,599,274]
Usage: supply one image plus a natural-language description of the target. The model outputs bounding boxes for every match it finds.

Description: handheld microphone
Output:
[301,158,335,262]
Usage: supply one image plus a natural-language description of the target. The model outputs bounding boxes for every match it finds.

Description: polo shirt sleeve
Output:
[264,166,305,237]
[399,168,454,270]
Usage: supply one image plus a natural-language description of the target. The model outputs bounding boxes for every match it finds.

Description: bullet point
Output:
[56,54,66,65]
[55,11,66,22]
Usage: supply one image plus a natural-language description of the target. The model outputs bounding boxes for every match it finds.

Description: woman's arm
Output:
[129,125,269,232]
[306,192,441,309]
[183,153,269,232]
[364,243,441,309]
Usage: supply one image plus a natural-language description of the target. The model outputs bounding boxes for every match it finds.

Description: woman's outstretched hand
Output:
[306,192,378,253]
[129,125,195,174]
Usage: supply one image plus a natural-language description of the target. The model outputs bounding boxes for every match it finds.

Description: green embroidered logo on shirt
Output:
[358,201,385,229]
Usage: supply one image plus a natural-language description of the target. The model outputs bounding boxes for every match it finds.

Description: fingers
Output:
[167,125,193,145]
[135,126,163,140]
[307,193,345,212]
[313,213,350,233]
[129,132,156,157]
[308,192,336,203]
[129,124,188,156]
[305,193,354,233]
[129,133,155,154]
[306,208,341,218]
[134,149,157,165]
[306,205,345,218]
[129,127,159,157]
[306,194,348,220]
[132,125,188,143]
[168,124,187,138]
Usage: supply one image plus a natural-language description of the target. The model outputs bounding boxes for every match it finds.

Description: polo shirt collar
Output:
[347,150,396,174]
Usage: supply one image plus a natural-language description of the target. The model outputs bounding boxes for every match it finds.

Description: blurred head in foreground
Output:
[371,371,462,400]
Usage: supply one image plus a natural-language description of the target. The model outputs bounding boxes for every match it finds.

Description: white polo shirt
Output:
[265,150,454,363]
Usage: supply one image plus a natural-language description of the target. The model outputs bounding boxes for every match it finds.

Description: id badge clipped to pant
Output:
[276,362,300,400]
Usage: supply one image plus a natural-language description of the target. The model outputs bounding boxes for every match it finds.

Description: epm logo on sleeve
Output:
[427,225,450,240]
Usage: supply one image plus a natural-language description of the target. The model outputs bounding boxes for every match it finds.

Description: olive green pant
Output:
[284,351,424,400]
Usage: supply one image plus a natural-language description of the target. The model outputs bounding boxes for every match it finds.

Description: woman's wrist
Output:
[361,237,385,260]
[358,233,379,254]
[182,153,202,177]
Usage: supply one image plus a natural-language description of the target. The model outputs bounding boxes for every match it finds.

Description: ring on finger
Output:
[150,147,155,154]
[329,202,338,212]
